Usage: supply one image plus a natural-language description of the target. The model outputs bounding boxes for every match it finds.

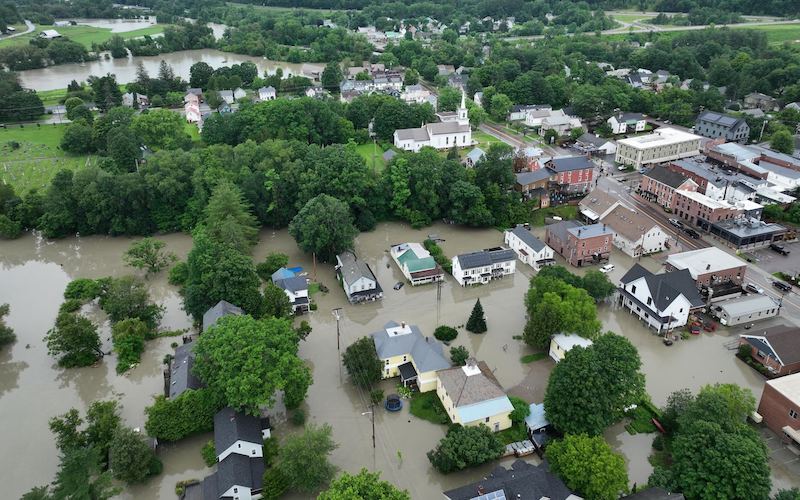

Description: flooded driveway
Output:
[1,223,798,497]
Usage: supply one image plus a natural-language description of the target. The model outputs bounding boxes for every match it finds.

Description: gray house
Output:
[694,111,750,143]
[167,342,204,399]
[335,251,383,304]
[202,300,244,332]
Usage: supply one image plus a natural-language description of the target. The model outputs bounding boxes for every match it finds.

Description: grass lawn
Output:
[0,24,166,49]
[409,391,450,425]
[530,205,579,226]
[472,130,503,148]
[354,142,387,172]
[612,13,657,24]
[733,23,800,45]
[184,121,201,142]
[0,125,95,193]
[520,352,547,363]
[624,400,661,434]
[495,423,528,445]
[36,88,70,107]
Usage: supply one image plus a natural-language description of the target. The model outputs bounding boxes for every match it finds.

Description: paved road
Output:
[1,20,35,40]
[503,18,800,42]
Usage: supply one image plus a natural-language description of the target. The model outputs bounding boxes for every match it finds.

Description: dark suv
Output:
[773,281,792,293]
[683,228,700,239]
[770,243,790,256]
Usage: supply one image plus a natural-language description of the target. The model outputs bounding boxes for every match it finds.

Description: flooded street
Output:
[1,223,798,497]
[17,49,323,91]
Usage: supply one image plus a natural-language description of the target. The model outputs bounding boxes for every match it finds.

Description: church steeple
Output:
[457,90,468,124]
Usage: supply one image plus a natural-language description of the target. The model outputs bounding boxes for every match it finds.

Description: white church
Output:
[393,92,472,152]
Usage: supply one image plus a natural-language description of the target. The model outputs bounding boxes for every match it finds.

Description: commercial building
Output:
[694,111,750,143]
[615,128,702,168]
[714,294,780,326]
[371,321,451,392]
[544,156,595,193]
[742,325,800,376]
[757,372,800,445]
[451,247,516,286]
[672,189,741,230]
[709,218,787,249]
[545,221,612,267]
[640,166,699,209]
[665,247,747,288]
[579,188,623,223]
[618,264,704,333]
[436,359,513,432]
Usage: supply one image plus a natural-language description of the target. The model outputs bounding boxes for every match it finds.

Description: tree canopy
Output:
[427,424,504,473]
[277,423,338,492]
[319,469,410,500]
[547,434,629,500]
[289,194,358,263]
[342,336,383,389]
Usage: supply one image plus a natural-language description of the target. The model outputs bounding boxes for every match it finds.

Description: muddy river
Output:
[1,223,798,497]
[17,49,322,92]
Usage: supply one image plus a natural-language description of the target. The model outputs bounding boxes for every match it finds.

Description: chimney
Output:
[401,321,406,328]
[477,486,485,495]
[706,264,711,270]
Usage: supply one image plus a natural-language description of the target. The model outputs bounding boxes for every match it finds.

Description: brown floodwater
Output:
[1,223,798,497]
[17,49,324,91]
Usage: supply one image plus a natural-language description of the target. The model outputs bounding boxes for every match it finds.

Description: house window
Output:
[631,285,636,294]
[385,359,389,365]
[403,355,407,362]
[646,297,652,306]
[790,409,798,419]
[485,417,490,423]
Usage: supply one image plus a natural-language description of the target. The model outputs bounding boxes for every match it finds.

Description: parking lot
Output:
[746,240,800,276]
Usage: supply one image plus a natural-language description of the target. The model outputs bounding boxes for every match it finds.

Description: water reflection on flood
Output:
[1,223,798,497]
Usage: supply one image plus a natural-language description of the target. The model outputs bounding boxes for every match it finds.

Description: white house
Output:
[503,225,555,270]
[233,87,247,101]
[549,334,593,362]
[400,84,432,105]
[184,102,201,123]
[618,264,705,333]
[394,92,471,152]
[271,268,310,313]
[335,251,383,304]
[451,247,516,286]
[258,86,276,101]
[523,106,555,128]
[601,205,670,257]
[219,90,235,105]
[540,113,583,136]
[607,112,647,134]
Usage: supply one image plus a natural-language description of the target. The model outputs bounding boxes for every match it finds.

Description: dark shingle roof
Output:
[202,300,244,332]
[214,408,264,454]
[509,226,546,252]
[215,453,264,497]
[275,276,308,293]
[644,166,690,189]
[169,342,204,399]
[443,459,573,500]
[516,169,552,185]
[742,325,800,367]
[337,251,378,288]
[547,156,593,172]
[621,264,703,310]
[456,248,516,269]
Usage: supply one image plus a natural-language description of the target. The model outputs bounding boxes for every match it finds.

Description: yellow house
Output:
[548,333,593,363]
[371,321,451,392]
[436,359,513,432]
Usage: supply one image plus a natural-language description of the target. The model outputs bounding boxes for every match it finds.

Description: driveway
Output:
[1,20,34,40]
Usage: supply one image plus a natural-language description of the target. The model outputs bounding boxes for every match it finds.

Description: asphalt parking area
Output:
[747,241,800,276]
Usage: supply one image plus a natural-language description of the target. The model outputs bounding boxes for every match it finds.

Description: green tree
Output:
[108,427,161,484]
[468,105,488,129]
[111,318,148,374]
[183,226,264,319]
[66,104,93,124]
[49,447,120,499]
[321,62,343,90]
[0,303,15,348]
[131,108,190,150]
[450,345,469,366]
[547,434,629,500]
[509,396,531,425]
[466,299,487,333]
[342,336,382,388]
[256,252,290,281]
[189,61,214,88]
[438,87,462,111]
[277,423,338,492]
[434,325,458,342]
[580,270,616,302]
[98,276,163,331]
[44,312,103,368]
[489,93,512,121]
[403,69,419,86]
[193,315,311,414]
[60,122,95,154]
[771,129,795,155]
[523,275,601,349]
[263,282,293,319]
[319,469,410,500]
[289,194,358,263]
[106,126,141,172]
[544,334,645,435]
[774,488,800,500]
[204,181,260,254]
[123,237,176,276]
[64,97,84,114]
[144,388,225,441]
[427,424,504,474]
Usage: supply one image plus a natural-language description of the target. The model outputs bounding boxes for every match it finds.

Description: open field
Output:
[36,88,70,107]
[0,24,166,49]
[0,125,95,193]
[611,13,657,24]
[355,142,388,171]
[734,23,800,44]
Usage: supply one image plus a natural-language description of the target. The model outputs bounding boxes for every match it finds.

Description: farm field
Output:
[734,23,800,45]
[0,125,95,193]
[0,24,165,49]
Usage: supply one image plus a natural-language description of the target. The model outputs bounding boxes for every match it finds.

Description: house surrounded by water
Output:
[370,321,451,392]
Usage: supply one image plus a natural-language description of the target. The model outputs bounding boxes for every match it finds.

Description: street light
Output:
[361,409,376,449]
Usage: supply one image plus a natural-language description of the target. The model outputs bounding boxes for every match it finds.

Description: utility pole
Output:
[332,307,343,351]
[361,406,375,449]
[436,279,443,325]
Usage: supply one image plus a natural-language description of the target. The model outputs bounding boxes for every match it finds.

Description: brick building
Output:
[740,325,800,377]
[665,247,747,288]
[544,156,594,193]
[639,166,698,208]
[672,189,741,230]
[545,220,612,267]
[757,372,800,445]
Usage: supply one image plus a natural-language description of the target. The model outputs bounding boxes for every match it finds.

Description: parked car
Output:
[773,280,792,293]
[393,282,404,290]
[668,218,683,228]
[770,243,790,256]
[745,283,765,294]
[599,264,615,274]
[683,228,700,239]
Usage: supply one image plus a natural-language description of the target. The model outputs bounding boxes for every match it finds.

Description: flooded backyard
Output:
[1,222,798,497]
[17,49,323,91]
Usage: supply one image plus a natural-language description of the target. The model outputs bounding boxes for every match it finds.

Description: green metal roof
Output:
[406,256,436,273]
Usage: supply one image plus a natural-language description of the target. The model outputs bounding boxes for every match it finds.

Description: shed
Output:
[524,403,549,433]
